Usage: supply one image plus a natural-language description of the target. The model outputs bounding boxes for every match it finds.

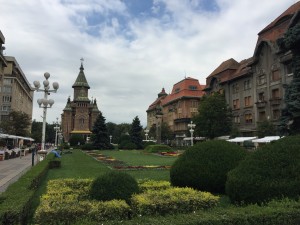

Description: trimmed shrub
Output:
[131,187,219,216]
[89,171,139,203]
[170,140,247,193]
[138,180,171,192]
[144,144,173,153]
[142,141,156,149]
[119,140,137,150]
[81,143,95,150]
[226,135,300,204]
[69,134,85,146]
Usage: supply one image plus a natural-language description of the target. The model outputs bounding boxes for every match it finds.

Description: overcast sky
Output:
[0,0,296,126]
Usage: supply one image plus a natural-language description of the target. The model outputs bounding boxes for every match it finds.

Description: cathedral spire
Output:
[72,58,90,89]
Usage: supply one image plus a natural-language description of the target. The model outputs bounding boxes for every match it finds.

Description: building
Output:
[61,62,100,142]
[147,77,205,139]
[204,1,300,136]
[0,31,33,128]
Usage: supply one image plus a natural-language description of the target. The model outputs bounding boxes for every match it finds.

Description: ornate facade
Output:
[204,1,300,135]
[61,62,100,142]
[147,77,205,138]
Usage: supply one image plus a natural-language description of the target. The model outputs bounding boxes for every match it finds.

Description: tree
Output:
[0,111,31,136]
[279,23,300,135]
[257,120,276,138]
[194,93,232,139]
[91,112,111,149]
[31,120,56,143]
[129,116,143,149]
[148,122,173,143]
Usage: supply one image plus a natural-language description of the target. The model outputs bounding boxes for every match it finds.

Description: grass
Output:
[99,150,177,166]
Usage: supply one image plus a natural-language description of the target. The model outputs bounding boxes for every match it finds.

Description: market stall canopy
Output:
[252,136,282,143]
[227,137,257,143]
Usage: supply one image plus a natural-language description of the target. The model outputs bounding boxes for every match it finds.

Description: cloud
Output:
[0,0,296,126]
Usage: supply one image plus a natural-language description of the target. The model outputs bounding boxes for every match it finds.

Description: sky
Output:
[0,0,297,127]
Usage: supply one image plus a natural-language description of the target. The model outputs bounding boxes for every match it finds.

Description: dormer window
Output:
[175,88,180,93]
[189,85,197,90]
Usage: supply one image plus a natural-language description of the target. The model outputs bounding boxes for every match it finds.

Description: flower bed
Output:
[85,151,171,170]
[160,151,181,157]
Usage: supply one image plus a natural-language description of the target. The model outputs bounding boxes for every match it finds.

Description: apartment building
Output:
[0,31,33,126]
[204,1,300,135]
[147,77,205,137]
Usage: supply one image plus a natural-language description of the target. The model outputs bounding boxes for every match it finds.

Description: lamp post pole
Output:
[33,72,59,160]
[54,117,60,147]
[145,129,149,141]
[109,135,112,144]
[188,121,196,146]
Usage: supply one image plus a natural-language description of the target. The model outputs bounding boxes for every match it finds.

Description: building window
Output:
[258,75,266,85]
[3,86,12,93]
[232,83,239,93]
[1,106,11,111]
[258,92,265,101]
[234,115,240,124]
[189,85,197,90]
[244,80,251,90]
[285,62,293,76]
[272,109,280,120]
[233,99,240,109]
[3,78,13,85]
[178,101,182,108]
[191,100,198,108]
[259,111,266,121]
[175,88,180,93]
[2,96,11,102]
[244,96,252,107]
[271,70,281,81]
[245,113,253,124]
[271,88,280,99]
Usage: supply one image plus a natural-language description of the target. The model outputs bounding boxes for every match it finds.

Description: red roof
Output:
[147,77,205,111]
[257,1,300,43]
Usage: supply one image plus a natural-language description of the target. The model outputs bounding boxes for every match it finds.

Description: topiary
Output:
[89,171,139,203]
[226,135,300,204]
[170,140,247,194]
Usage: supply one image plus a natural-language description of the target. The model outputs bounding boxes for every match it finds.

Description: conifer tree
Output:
[91,111,111,149]
[130,116,143,149]
[279,23,300,135]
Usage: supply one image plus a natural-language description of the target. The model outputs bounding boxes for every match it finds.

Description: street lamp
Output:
[145,129,149,141]
[54,117,60,147]
[188,121,196,146]
[33,72,59,159]
[109,135,112,144]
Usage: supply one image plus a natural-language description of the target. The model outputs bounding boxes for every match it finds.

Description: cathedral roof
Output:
[63,97,72,111]
[72,63,90,89]
[92,99,100,112]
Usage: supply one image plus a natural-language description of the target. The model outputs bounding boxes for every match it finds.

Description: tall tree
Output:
[31,120,56,143]
[0,111,31,136]
[257,120,277,138]
[91,111,111,149]
[194,93,232,139]
[148,122,173,143]
[130,116,143,149]
[279,23,300,135]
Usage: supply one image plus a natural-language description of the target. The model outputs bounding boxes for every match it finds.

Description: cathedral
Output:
[61,61,100,142]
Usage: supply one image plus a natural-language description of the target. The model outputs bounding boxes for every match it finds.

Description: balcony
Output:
[174,118,191,123]
[255,101,267,108]
[269,98,282,105]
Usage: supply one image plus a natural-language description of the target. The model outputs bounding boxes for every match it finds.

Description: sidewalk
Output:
[0,153,35,193]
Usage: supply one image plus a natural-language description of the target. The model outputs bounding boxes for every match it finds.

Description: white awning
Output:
[227,137,257,143]
[252,136,282,143]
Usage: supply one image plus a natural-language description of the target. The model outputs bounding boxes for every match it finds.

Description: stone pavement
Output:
[0,153,36,193]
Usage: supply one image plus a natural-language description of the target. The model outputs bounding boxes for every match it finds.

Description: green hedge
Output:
[226,135,300,204]
[131,187,219,216]
[144,145,173,153]
[0,153,57,225]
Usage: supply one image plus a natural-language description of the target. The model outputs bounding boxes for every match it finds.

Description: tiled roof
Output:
[147,77,205,111]
[229,57,253,80]
[72,63,90,89]
[257,1,300,43]
[207,58,240,78]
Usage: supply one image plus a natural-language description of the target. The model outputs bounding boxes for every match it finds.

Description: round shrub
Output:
[119,140,137,150]
[89,171,139,203]
[226,135,300,204]
[144,144,173,153]
[170,140,246,194]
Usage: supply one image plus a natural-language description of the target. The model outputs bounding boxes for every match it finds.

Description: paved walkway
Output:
[0,153,37,193]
